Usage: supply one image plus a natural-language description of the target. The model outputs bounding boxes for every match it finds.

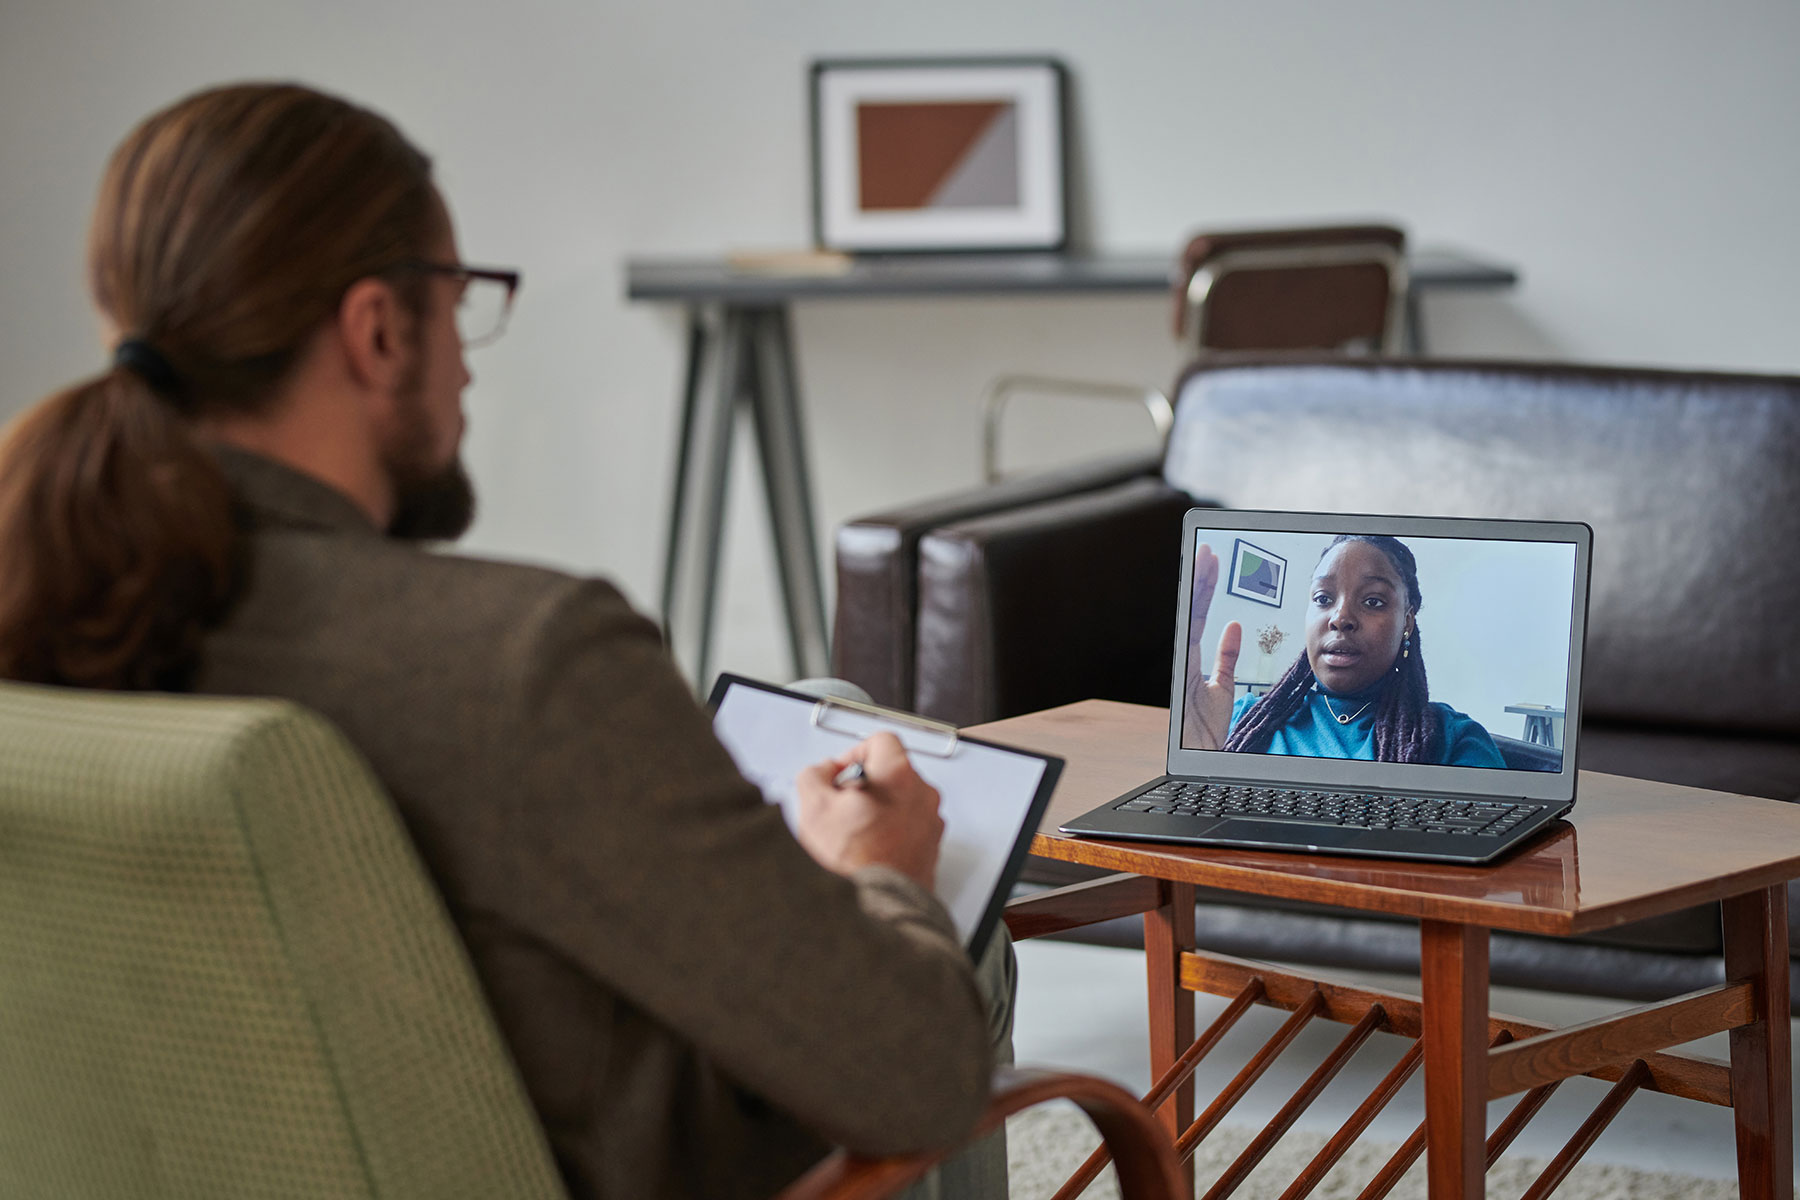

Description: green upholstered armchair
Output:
[0,682,1181,1200]
[0,682,569,1199]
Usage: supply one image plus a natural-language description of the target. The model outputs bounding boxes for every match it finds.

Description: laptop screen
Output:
[1170,513,1588,797]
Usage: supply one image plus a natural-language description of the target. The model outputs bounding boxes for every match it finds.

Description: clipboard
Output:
[707,673,1062,960]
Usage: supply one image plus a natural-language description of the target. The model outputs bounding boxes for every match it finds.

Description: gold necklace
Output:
[1323,695,1373,725]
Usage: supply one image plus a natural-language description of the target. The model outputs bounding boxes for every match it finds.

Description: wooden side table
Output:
[979,700,1797,1200]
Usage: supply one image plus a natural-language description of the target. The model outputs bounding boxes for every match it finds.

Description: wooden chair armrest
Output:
[773,1065,1184,1200]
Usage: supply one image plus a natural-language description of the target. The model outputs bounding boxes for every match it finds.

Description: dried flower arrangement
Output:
[1256,624,1286,656]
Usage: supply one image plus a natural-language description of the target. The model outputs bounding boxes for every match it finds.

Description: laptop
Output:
[1060,509,1592,864]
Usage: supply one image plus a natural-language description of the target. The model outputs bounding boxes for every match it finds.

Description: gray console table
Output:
[626,249,1518,688]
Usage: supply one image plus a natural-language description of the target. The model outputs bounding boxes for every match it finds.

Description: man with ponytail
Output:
[0,84,999,1200]
[1183,534,1505,767]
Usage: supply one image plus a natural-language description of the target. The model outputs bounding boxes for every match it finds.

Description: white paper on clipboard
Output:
[709,675,1060,958]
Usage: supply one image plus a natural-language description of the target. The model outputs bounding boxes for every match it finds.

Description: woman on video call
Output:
[1182,534,1506,767]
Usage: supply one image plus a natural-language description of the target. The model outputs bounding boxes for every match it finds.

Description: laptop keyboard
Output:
[1118,781,1535,838]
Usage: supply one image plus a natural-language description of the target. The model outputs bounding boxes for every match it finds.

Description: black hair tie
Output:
[113,338,183,396]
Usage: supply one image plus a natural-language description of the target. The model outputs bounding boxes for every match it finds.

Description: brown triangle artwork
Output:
[856,100,1018,211]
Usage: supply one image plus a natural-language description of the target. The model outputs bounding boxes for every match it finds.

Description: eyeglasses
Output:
[392,260,522,348]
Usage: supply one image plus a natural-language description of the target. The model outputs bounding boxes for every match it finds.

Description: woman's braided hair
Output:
[1221,535,1440,764]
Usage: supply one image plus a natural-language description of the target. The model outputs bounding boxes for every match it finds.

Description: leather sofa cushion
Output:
[1580,723,1800,804]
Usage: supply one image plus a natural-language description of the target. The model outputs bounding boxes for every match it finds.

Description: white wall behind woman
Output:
[1406,537,1577,739]
[4,0,1796,683]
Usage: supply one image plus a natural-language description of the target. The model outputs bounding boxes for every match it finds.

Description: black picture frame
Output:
[1226,538,1287,608]
[809,56,1069,255]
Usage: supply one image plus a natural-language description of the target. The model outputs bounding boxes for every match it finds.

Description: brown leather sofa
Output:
[832,355,1800,1007]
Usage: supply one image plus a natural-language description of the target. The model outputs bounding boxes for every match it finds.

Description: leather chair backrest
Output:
[0,682,567,1199]
[1174,224,1407,353]
[1160,358,1800,736]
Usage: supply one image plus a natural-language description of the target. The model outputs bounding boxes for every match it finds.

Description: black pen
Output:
[833,761,866,788]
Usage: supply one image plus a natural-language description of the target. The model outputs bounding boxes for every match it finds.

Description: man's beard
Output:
[383,357,477,543]
[387,455,476,542]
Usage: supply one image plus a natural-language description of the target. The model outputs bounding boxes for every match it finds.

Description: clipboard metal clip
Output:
[809,695,959,759]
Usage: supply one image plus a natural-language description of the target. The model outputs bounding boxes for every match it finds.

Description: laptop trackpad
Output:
[1207,819,1359,853]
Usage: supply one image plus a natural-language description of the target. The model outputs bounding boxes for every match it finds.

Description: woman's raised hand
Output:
[1181,542,1243,750]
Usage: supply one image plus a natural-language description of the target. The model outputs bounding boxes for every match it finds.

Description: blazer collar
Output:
[210,445,381,537]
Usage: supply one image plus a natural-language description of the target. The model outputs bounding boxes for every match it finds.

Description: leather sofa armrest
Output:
[832,451,1165,711]
[912,477,1198,727]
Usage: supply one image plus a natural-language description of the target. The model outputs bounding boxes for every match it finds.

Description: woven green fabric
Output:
[0,682,568,1200]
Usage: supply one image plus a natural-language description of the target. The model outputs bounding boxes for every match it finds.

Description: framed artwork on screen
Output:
[1226,539,1287,608]
[810,57,1068,254]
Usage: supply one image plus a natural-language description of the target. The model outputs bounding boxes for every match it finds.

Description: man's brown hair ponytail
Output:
[0,367,236,688]
[0,83,438,690]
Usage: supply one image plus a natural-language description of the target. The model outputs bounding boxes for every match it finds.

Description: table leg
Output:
[746,306,830,679]
[1421,920,1489,1199]
[1405,289,1427,355]
[1144,880,1195,1190]
[661,305,748,689]
[660,308,709,641]
[1723,885,1794,1200]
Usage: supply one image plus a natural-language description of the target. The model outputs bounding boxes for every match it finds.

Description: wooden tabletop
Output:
[968,700,1800,938]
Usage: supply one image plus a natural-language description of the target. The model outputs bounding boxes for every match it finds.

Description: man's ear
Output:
[336,277,410,392]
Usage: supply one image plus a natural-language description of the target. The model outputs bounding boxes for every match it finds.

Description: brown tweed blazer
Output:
[193,449,990,1200]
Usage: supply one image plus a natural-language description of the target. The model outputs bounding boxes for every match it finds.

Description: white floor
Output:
[1012,938,1799,1181]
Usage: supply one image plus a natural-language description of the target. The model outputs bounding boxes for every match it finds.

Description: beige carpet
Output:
[1005,1103,1755,1199]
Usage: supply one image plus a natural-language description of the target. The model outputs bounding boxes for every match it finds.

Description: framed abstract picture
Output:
[810,57,1068,254]
[1226,539,1287,608]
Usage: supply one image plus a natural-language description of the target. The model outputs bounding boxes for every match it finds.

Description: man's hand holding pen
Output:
[795,731,943,891]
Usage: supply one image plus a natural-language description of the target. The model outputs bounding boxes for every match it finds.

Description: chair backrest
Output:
[0,683,568,1200]
[1173,224,1408,355]
[1161,356,1800,737]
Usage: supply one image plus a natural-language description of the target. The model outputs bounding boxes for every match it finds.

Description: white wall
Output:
[4,0,1797,683]
[1413,537,1575,739]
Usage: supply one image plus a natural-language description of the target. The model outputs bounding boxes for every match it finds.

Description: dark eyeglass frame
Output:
[389,259,522,346]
